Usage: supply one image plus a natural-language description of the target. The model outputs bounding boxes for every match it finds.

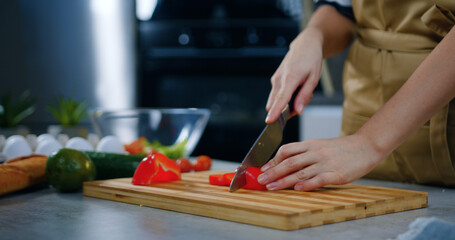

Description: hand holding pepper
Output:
[257,135,381,191]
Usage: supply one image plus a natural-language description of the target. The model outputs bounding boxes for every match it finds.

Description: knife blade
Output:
[229,104,292,192]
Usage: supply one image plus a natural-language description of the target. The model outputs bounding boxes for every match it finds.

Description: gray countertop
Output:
[1,160,454,240]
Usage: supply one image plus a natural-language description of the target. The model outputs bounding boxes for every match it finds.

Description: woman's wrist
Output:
[353,129,390,167]
[290,27,324,54]
[302,5,354,57]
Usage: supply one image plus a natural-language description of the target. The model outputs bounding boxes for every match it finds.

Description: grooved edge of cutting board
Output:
[83,171,428,230]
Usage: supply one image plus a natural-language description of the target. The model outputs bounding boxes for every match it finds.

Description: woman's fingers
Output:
[265,65,321,124]
[264,164,321,190]
[265,91,292,123]
[294,172,342,191]
[266,63,285,111]
[258,135,383,192]
[265,73,307,124]
[293,65,321,115]
[258,142,313,187]
[260,142,308,172]
[266,77,309,123]
[265,27,324,123]
[265,75,282,114]
[258,153,315,186]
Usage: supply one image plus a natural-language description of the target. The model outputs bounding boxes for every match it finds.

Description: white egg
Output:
[35,138,63,156]
[2,135,32,160]
[0,153,6,163]
[65,137,94,151]
[26,134,38,151]
[37,134,56,145]
[56,134,69,146]
[96,135,124,154]
[87,133,100,149]
[0,135,5,152]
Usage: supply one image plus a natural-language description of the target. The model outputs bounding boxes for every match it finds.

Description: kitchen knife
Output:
[229,103,293,192]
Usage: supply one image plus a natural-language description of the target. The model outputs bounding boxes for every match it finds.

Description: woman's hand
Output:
[265,5,355,124]
[257,134,383,191]
[265,27,324,124]
[258,26,455,191]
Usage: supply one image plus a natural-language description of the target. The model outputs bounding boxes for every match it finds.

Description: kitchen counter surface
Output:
[1,159,454,240]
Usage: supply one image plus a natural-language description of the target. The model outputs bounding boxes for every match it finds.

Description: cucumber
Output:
[83,151,145,180]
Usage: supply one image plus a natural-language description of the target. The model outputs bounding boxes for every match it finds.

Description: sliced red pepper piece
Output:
[209,174,230,186]
[224,172,235,182]
[209,172,236,186]
[243,167,267,190]
[132,152,181,185]
[208,167,266,190]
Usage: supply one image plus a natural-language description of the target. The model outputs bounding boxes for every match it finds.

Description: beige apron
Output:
[341,0,455,186]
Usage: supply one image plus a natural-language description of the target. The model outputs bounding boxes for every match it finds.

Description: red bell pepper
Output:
[243,167,267,190]
[132,153,181,185]
[209,172,236,186]
[209,174,230,186]
[208,167,266,190]
[224,172,235,182]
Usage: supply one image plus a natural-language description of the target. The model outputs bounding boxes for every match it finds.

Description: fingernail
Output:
[266,182,278,190]
[265,114,270,123]
[257,174,267,184]
[261,164,270,172]
[297,104,304,115]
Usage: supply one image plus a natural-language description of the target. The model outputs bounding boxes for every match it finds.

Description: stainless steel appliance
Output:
[0,0,137,132]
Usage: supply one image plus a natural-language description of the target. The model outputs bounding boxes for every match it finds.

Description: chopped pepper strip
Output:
[224,172,235,182]
[208,172,235,186]
[132,152,181,185]
[208,167,266,190]
[209,174,231,186]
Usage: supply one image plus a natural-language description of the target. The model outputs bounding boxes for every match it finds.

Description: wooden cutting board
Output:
[83,171,428,230]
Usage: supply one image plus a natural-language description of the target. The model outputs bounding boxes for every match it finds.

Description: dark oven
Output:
[137,0,307,162]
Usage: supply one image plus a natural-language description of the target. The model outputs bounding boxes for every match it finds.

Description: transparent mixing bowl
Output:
[89,108,210,157]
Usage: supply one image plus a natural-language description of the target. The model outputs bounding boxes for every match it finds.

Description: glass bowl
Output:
[89,108,210,157]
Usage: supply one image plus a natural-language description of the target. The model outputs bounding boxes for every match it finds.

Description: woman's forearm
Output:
[303,5,355,58]
[357,27,455,159]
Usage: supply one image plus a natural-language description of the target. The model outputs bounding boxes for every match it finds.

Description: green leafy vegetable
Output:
[150,140,187,160]
[47,96,88,126]
[0,91,37,128]
[141,138,187,160]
